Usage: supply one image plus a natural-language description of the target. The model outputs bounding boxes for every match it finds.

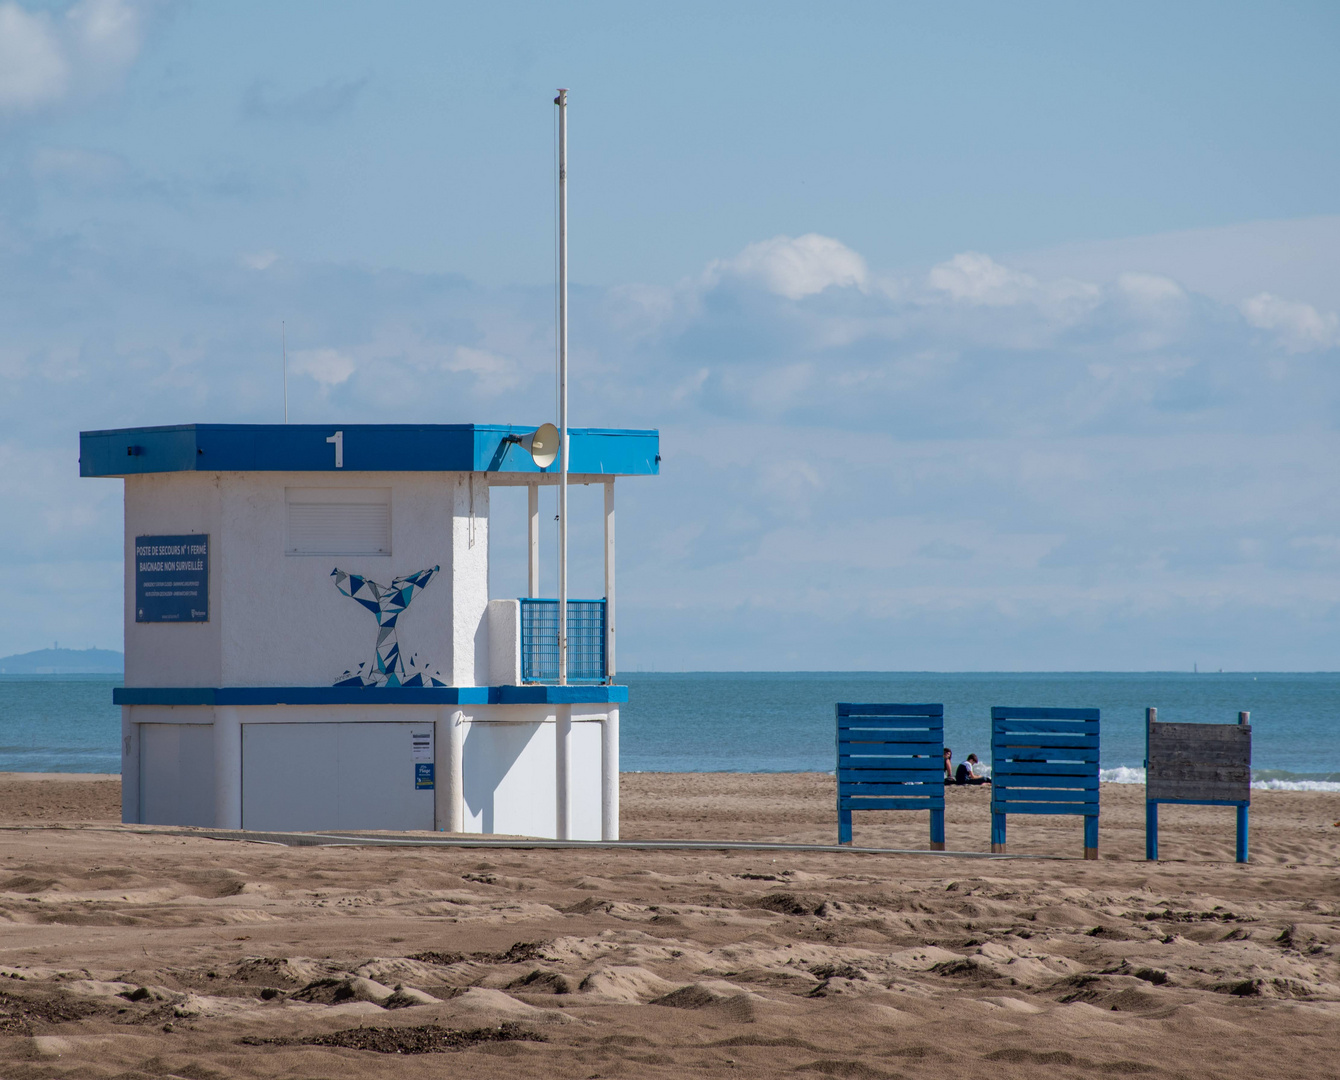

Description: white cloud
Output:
[0,0,152,115]
[3,227,1340,666]
[1116,272,1184,305]
[707,233,868,299]
[443,345,520,394]
[290,348,355,388]
[927,251,1099,313]
[0,3,67,110]
[1240,292,1339,353]
[242,250,279,271]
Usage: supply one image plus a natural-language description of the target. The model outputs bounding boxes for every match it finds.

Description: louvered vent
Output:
[285,488,391,555]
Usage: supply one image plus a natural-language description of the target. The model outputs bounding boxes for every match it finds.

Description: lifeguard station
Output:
[80,422,657,840]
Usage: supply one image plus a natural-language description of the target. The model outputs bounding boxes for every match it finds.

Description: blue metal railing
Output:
[520,598,607,683]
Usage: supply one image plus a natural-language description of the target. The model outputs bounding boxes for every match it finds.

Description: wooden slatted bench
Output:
[1145,707,1251,863]
[836,703,945,850]
[991,706,1100,859]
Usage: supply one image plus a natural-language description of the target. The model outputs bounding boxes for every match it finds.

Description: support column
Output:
[436,708,465,833]
[991,812,1006,854]
[528,484,540,598]
[1236,710,1250,863]
[555,704,573,840]
[1146,800,1159,860]
[213,706,243,829]
[602,705,620,840]
[604,479,615,680]
[450,474,490,686]
[120,707,139,824]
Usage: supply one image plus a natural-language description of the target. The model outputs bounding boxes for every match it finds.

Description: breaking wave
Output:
[1099,766,1340,792]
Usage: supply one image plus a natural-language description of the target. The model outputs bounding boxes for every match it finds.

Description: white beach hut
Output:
[80,422,658,839]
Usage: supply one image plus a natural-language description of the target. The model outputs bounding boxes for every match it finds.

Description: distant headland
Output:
[0,648,123,675]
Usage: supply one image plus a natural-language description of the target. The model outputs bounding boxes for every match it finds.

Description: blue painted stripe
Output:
[836,723,943,734]
[114,684,629,706]
[991,707,1100,721]
[839,797,941,811]
[841,782,948,798]
[993,720,1099,734]
[990,802,1098,816]
[837,703,943,717]
[996,777,1098,793]
[991,761,1097,776]
[994,793,1098,807]
[839,732,945,746]
[839,746,944,761]
[993,734,1099,749]
[80,424,660,478]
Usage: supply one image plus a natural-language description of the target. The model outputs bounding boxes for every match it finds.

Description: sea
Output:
[1,672,1337,789]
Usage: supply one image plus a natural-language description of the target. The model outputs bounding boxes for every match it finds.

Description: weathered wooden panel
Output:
[1147,722,1250,802]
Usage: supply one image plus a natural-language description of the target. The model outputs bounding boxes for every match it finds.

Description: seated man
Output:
[955,753,992,785]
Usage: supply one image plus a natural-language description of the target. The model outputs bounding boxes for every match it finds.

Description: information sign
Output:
[135,535,209,623]
[412,729,435,790]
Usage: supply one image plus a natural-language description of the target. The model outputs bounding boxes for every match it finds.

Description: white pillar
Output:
[436,707,465,832]
[450,474,490,686]
[555,704,572,839]
[602,705,620,840]
[527,483,540,598]
[213,706,243,829]
[604,479,615,680]
[120,706,139,824]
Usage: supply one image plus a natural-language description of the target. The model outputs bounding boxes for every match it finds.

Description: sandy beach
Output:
[1,771,1338,1078]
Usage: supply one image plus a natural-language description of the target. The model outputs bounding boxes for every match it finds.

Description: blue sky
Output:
[2,0,1338,669]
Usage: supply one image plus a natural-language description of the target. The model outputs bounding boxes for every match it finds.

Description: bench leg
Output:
[1236,804,1248,863]
[1145,800,1158,861]
[838,808,852,846]
[990,811,1006,854]
[1084,815,1098,860]
[929,807,945,851]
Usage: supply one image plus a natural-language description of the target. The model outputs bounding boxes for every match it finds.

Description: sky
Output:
[1,0,1338,670]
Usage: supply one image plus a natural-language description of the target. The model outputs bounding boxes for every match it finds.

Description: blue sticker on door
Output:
[412,729,434,789]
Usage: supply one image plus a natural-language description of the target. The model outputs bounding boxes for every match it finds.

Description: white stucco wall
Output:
[124,473,224,687]
[123,470,490,688]
[487,598,521,686]
[121,702,612,838]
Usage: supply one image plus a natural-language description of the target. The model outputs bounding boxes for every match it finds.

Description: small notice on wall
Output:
[412,729,434,790]
[135,535,209,623]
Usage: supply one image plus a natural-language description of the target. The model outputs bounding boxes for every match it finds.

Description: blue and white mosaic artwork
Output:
[331,565,448,687]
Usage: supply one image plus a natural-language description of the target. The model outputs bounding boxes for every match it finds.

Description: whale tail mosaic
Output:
[331,565,448,687]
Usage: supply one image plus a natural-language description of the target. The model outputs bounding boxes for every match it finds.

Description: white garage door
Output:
[241,722,434,832]
[139,723,215,827]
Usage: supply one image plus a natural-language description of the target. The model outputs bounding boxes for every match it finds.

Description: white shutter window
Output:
[286,488,392,556]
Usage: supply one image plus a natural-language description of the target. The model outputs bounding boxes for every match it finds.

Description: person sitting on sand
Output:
[955,753,991,786]
[943,747,954,785]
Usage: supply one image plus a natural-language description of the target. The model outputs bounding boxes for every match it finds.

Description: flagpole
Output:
[556,88,569,687]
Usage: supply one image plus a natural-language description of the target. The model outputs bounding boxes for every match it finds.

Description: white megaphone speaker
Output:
[510,423,559,468]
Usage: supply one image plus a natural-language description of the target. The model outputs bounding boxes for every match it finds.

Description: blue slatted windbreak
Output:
[835,703,945,849]
[990,706,1100,857]
[520,598,606,683]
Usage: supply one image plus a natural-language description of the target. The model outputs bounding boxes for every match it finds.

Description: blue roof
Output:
[79,424,659,478]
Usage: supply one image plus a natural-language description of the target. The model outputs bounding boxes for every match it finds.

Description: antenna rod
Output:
[282,320,288,424]
[556,87,569,686]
